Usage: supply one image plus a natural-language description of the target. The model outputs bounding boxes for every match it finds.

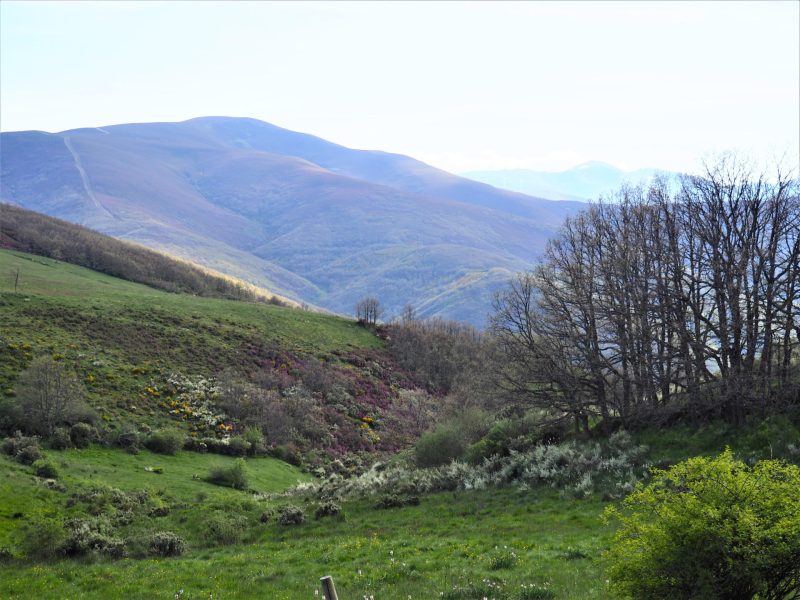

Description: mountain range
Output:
[1,117,583,325]
[462,162,678,202]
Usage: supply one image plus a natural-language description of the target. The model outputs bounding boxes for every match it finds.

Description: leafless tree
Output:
[355,296,383,326]
[16,356,87,435]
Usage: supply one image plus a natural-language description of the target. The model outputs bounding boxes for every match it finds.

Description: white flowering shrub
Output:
[291,430,648,501]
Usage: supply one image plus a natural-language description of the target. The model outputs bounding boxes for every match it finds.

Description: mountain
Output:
[0,117,583,325]
[462,161,679,202]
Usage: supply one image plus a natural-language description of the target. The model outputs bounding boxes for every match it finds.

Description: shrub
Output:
[62,517,126,558]
[241,426,266,456]
[69,422,96,449]
[144,429,184,455]
[277,505,305,526]
[148,531,185,557]
[33,460,59,479]
[49,427,73,450]
[604,450,800,600]
[206,512,248,545]
[115,429,139,452]
[15,444,42,465]
[415,425,466,468]
[207,459,248,490]
[19,516,66,559]
[314,501,342,519]
[225,436,250,457]
[1,433,39,457]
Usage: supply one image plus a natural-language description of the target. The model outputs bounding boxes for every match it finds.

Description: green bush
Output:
[49,427,73,450]
[62,517,126,558]
[225,436,250,457]
[15,444,42,465]
[1,433,39,457]
[206,512,248,545]
[115,428,139,452]
[69,422,96,449]
[19,516,66,559]
[33,459,59,479]
[207,458,248,489]
[604,450,800,600]
[414,425,466,468]
[242,426,266,456]
[143,429,184,455]
[148,531,185,557]
[314,501,342,519]
[277,505,305,526]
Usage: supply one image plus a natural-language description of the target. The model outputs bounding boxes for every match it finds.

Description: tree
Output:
[15,356,87,435]
[491,156,799,429]
[355,296,383,326]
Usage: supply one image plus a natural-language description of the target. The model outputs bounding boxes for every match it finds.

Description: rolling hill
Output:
[0,117,583,326]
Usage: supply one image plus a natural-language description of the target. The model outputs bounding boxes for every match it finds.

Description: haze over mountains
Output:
[463,162,678,202]
[1,117,583,325]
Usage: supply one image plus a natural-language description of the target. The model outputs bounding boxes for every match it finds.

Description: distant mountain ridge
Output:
[462,161,680,202]
[1,117,584,326]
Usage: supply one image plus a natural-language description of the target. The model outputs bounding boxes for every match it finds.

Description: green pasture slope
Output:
[0,444,611,599]
[0,249,613,598]
[0,249,381,430]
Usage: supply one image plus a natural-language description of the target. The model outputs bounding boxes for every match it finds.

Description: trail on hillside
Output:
[63,136,115,220]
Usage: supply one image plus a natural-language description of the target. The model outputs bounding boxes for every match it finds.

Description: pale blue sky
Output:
[1,1,798,174]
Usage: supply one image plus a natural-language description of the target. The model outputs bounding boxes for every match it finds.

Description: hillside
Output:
[0,249,437,463]
[0,117,583,326]
[1,203,292,305]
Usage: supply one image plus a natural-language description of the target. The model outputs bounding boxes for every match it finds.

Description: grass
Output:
[0,249,382,434]
[0,442,613,599]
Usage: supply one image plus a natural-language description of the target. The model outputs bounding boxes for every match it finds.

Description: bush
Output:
[314,501,342,519]
[1,433,39,457]
[15,444,42,465]
[49,427,73,450]
[225,436,250,457]
[277,505,305,526]
[207,459,248,490]
[33,460,59,479]
[69,422,96,449]
[206,512,248,545]
[62,517,126,558]
[144,429,184,455]
[415,425,466,468]
[115,429,139,452]
[19,516,66,559]
[148,531,185,557]
[604,450,800,600]
[241,426,266,456]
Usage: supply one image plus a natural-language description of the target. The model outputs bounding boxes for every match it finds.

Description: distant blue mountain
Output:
[462,162,680,202]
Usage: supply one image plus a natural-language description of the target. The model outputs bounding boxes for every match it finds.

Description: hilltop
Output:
[0,117,583,325]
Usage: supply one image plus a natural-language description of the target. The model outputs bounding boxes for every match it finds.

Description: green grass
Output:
[0,249,381,433]
[0,443,613,599]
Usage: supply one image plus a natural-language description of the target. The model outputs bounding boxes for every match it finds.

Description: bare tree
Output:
[355,296,383,326]
[16,356,87,435]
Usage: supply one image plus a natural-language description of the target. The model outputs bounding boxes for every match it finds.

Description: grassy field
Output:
[0,249,382,435]
[0,443,612,600]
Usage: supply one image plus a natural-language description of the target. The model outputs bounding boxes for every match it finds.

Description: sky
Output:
[1,1,798,174]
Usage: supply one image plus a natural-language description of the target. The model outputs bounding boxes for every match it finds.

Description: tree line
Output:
[491,156,799,430]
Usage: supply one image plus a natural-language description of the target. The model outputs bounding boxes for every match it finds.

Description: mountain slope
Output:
[1,117,582,325]
[463,162,677,202]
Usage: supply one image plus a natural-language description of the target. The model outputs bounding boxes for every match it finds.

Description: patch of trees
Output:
[492,156,799,431]
[1,203,287,305]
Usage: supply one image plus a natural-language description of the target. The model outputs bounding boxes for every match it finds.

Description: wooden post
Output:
[320,575,339,600]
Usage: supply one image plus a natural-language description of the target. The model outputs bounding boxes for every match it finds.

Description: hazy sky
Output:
[1,1,798,174]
